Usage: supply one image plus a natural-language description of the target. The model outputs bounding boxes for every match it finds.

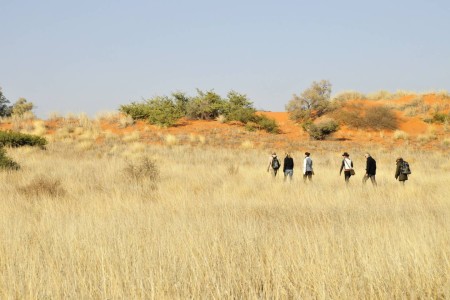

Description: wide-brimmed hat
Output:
[305,152,310,156]
[342,152,350,157]
[396,157,403,161]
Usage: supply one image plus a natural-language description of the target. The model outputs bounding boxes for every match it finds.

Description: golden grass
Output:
[0,142,449,298]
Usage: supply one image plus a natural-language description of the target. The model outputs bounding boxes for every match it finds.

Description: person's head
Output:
[364,153,371,158]
[285,152,290,158]
[396,157,403,163]
[342,152,350,158]
[272,152,277,157]
[305,152,310,157]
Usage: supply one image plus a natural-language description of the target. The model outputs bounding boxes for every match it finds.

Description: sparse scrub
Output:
[124,156,159,185]
[18,175,66,198]
[393,130,409,140]
[332,90,366,102]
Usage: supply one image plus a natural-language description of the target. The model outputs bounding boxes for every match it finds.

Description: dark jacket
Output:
[283,156,294,172]
[366,156,377,175]
[395,161,408,181]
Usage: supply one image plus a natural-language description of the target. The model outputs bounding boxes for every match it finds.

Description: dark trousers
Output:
[303,171,313,182]
[363,174,377,186]
[344,171,351,183]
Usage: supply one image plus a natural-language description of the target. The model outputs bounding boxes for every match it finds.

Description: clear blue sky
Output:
[1,0,449,117]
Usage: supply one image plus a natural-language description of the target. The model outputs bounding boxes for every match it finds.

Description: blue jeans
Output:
[284,169,293,181]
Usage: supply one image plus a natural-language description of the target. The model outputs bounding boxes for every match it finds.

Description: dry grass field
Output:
[1,139,449,299]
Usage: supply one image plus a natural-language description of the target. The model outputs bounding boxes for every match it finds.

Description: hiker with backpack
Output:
[395,157,411,185]
[339,152,354,183]
[303,152,313,182]
[283,152,294,181]
[267,152,280,177]
[363,153,377,186]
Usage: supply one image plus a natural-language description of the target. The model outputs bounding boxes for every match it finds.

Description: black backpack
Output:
[401,161,411,175]
[272,157,280,170]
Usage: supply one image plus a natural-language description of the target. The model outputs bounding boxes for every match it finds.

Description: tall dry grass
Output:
[0,142,449,299]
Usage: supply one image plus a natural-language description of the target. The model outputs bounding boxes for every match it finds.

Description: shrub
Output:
[333,91,366,102]
[255,115,279,133]
[12,98,34,117]
[146,97,183,127]
[431,112,450,123]
[0,147,20,170]
[303,119,339,140]
[331,105,397,130]
[393,130,409,140]
[0,131,47,148]
[186,89,224,120]
[119,102,151,120]
[222,91,257,123]
[18,175,66,198]
[124,157,160,183]
[364,106,398,130]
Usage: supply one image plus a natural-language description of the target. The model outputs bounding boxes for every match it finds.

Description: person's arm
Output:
[351,160,354,168]
[366,159,369,174]
[395,163,400,179]
[339,160,344,175]
[283,158,286,172]
[292,158,294,170]
[303,158,307,174]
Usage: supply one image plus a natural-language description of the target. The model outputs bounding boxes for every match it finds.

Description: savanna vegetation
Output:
[119,90,279,133]
[0,84,449,298]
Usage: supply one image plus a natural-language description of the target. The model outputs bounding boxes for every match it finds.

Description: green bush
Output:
[255,115,279,133]
[0,147,20,170]
[186,90,224,120]
[0,131,47,148]
[222,91,257,123]
[119,102,152,120]
[146,97,183,127]
[303,119,339,140]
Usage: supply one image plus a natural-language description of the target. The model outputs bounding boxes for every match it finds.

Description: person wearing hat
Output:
[303,152,313,182]
[267,152,280,177]
[363,153,377,186]
[339,152,354,183]
[283,152,294,182]
[395,157,409,185]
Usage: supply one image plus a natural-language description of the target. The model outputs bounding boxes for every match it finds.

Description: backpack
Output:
[401,161,411,175]
[272,157,280,170]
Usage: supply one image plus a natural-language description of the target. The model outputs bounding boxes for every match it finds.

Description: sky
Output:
[1,0,449,117]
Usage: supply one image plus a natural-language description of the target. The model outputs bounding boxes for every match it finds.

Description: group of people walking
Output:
[267,152,411,185]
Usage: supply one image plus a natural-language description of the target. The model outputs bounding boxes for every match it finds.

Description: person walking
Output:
[283,153,294,182]
[363,153,377,186]
[303,152,313,182]
[267,152,280,177]
[395,157,410,185]
[339,152,354,183]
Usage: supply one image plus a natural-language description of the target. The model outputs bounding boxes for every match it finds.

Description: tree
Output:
[0,87,12,117]
[12,98,34,117]
[186,89,224,120]
[146,96,183,127]
[222,91,256,123]
[286,80,332,122]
